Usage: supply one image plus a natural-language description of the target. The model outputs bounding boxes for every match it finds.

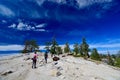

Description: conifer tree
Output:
[56,46,63,55]
[73,43,79,55]
[50,37,58,56]
[80,38,90,58]
[22,40,39,53]
[91,48,101,61]
[107,52,114,66]
[64,42,70,53]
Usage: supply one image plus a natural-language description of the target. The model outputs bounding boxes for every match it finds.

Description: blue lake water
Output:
[0,51,21,57]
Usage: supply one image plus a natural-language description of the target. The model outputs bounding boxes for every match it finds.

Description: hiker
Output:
[32,51,38,68]
[44,51,48,63]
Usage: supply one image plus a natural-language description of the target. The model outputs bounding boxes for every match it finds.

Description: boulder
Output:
[53,56,60,61]
[2,70,13,76]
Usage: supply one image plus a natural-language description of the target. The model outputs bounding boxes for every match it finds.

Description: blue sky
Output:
[0,0,120,53]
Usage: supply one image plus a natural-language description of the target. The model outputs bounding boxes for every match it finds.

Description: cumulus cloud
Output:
[0,5,15,17]
[17,22,26,30]
[0,45,24,51]
[8,22,35,31]
[8,22,48,32]
[8,24,16,28]
[36,23,46,28]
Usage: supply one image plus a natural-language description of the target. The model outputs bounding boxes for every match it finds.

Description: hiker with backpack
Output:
[44,51,48,63]
[32,51,38,68]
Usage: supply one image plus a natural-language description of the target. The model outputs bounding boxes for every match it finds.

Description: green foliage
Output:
[91,48,101,61]
[21,50,29,53]
[80,38,90,58]
[73,43,79,55]
[114,58,120,67]
[22,40,39,53]
[99,54,107,58]
[111,54,116,59]
[107,53,114,66]
[64,42,70,53]
[50,37,58,55]
[116,50,120,58]
[56,46,63,55]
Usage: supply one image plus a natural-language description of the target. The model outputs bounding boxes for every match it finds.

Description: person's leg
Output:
[34,60,36,68]
[45,57,47,63]
[46,58,47,63]
[32,60,34,68]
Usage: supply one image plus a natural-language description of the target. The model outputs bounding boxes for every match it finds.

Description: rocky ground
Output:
[0,53,120,80]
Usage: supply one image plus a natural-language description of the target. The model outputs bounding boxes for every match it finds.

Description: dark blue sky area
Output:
[0,0,120,51]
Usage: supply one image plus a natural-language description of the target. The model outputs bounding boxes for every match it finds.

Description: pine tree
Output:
[91,48,101,61]
[50,37,58,56]
[56,46,63,55]
[64,42,70,53]
[73,43,79,55]
[22,40,39,53]
[107,52,114,66]
[80,38,90,58]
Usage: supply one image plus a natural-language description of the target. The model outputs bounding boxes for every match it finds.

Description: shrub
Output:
[91,48,101,61]
[114,58,120,68]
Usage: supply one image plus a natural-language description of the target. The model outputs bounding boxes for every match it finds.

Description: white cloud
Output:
[2,20,7,23]
[77,0,112,8]
[107,39,120,43]
[36,23,46,28]
[8,22,46,31]
[17,22,26,30]
[16,22,35,31]
[26,25,32,30]
[35,29,46,32]
[39,45,46,50]
[97,50,119,54]
[89,43,120,48]
[8,24,16,28]
[0,41,114,53]
[0,45,24,51]
[0,5,15,17]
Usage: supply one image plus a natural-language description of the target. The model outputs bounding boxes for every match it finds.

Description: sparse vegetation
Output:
[56,46,63,55]
[21,38,120,68]
[114,58,120,67]
[73,43,79,55]
[90,48,101,61]
[64,42,71,53]
[107,53,114,66]
[80,38,90,58]
[22,40,39,53]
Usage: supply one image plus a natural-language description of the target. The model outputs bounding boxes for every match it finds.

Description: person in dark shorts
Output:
[44,51,48,63]
[32,51,38,68]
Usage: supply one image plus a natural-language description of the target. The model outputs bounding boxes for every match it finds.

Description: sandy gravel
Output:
[0,53,120,80]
